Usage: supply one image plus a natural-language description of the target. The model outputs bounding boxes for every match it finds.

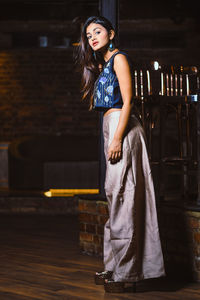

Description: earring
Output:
[93,51,96,60]
[108,40,115,52]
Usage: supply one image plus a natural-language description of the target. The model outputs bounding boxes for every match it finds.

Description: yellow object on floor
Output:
[44,189,99,197]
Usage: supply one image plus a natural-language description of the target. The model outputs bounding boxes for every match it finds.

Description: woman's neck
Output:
[103,48,119,62]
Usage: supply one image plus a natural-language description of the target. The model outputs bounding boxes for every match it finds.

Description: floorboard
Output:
[0,214,200,299]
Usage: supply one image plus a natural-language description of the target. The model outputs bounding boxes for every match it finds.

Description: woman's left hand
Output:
[108,138,122,163]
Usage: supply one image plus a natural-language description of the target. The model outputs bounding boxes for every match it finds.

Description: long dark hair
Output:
[76,16,116,110]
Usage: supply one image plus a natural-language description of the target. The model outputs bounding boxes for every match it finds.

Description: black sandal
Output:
[94,271,113,285]
[104,279,136,293]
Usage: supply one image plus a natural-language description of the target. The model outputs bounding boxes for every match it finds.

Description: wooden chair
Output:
[132,63,199,201]
[155,65,199,200]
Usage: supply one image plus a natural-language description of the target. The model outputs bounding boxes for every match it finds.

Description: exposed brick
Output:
[97,225,104,235]
[79,200,100,214]
[186,230,194,244]
[78,183,200,282]
[79,241,85,252]
[0,49,98,141]
[186,211,200,219]
[79,222,85,232]
[93,235,101,245]
[194,246,200,257]
[97,202,108,215]
[78,201,85,211]
[186,217,200,230]
[93,214,100,224]
[81,242,95,255]
[158,206,200,281]
[194,232,200,244]
[79,212,96,224]
[82,201,97,214]
[86,224,96,234]
[99,215,108,225]
[100,236,104,245]
[80,232,93,243]
[95,245,103,256]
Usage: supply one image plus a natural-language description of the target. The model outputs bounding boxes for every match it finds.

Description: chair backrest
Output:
[159,66,199,97]
[132,68,152,97]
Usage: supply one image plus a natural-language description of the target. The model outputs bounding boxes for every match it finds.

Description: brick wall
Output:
[159,204,196,280]
[0,48,99,142]
[185,211,200,281]
[79,198,108,255]
[78,197,200,282]
[1,18,199,142]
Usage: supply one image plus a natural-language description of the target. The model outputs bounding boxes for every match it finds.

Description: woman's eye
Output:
[95,31,101,35]
[87,35,92,40]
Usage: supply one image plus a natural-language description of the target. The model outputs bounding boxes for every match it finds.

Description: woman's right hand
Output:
[108,138,122,164]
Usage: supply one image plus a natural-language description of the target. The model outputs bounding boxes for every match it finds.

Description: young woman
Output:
[77,16,165,293]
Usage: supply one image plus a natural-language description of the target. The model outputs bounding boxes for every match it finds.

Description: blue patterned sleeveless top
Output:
[93,51,131,110]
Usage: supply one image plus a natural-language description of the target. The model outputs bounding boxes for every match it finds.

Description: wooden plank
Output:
[0,215,200,299]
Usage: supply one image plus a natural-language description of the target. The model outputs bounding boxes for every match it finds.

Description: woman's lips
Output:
[93,41,98,47]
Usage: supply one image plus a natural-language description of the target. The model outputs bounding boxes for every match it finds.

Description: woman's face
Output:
[86,22,112,52]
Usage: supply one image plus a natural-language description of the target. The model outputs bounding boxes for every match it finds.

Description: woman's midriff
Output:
[103,108,122,117]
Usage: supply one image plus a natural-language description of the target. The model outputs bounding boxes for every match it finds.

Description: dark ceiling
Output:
[0,0,197,22]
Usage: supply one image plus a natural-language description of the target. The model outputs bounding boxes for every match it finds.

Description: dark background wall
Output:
[0,0,199,142]
[1,2,199,281]
[0,48,98,141]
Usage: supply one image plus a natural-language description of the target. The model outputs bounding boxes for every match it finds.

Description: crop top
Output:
[93,51,132,111]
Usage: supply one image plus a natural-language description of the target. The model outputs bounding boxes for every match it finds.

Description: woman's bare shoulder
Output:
[113,53,131,71]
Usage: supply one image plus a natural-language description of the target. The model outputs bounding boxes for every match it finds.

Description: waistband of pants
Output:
[103,110,121,122]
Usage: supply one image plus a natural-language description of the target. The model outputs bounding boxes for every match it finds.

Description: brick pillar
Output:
[78,198,200,282]
[0,142,10,188]
[185,210,200,281]
[78,198,108,256]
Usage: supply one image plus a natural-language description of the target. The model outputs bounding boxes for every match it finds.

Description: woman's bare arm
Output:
[108,54,133,162]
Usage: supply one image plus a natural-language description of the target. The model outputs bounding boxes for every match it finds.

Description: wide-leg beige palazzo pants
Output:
[103,111,165,282]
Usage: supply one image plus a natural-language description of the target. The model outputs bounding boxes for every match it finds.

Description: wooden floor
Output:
[0,214,200,300]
